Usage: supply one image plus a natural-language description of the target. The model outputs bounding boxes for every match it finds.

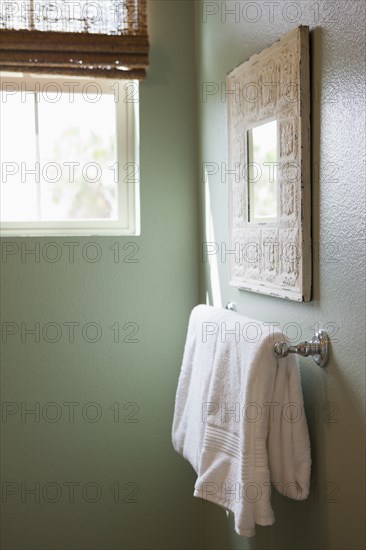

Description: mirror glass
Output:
[247,120,278,222]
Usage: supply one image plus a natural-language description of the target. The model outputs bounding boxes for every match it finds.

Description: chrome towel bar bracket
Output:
[225,302,330,367]
[273,330,330,367]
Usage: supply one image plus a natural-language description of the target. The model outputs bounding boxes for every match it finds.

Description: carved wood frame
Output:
[227,26,311,301]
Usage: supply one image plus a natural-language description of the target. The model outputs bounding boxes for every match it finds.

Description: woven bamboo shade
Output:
[0,0,149,79]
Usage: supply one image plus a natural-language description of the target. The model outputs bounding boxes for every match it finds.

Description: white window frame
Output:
[0,73,140,236]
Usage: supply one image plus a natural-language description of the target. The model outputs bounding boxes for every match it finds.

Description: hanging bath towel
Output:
[172,305,311,537]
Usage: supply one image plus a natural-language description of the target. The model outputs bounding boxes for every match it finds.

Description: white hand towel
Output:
[172,305,311,537]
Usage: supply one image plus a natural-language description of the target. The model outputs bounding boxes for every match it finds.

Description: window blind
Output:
[0,0,149,79]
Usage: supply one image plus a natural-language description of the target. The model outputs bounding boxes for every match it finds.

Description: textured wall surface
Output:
[197,1,365,549]
[1,1,365,550]
[0,2,203,549]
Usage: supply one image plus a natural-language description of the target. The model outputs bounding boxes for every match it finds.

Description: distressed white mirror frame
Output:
[228,26,311,301]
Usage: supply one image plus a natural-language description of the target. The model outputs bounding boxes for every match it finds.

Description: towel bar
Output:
[273,330,330,367]
[225,302,330,367]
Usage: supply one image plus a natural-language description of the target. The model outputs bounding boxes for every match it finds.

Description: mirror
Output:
[227,26,311,301]
[247,120,277,223]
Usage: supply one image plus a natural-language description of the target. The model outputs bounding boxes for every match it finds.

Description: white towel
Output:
[172,305,311,537]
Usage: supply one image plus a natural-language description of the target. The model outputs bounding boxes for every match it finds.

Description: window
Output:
[0,73,140,235]
[0,0,148,236]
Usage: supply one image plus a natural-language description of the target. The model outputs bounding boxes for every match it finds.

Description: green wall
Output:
[197,1,365,549]
[1,1,365,550]
[1,2,204,549]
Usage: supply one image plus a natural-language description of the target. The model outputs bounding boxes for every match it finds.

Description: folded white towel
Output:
[172,305,311,537]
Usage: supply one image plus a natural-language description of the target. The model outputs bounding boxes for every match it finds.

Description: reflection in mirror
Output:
[248,120,277,223]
